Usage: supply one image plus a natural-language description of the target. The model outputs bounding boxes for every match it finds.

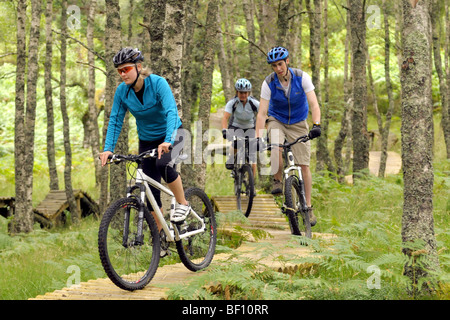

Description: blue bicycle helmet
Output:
[235,78,252,92]
[266,46,289,64]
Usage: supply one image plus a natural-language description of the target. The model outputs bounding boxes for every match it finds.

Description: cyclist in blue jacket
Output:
[99,47,190,224]
[255,46,321,226]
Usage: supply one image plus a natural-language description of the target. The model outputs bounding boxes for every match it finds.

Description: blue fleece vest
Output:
[266,68,308,125]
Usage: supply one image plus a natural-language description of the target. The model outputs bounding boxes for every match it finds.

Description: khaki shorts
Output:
[267,116,311,166]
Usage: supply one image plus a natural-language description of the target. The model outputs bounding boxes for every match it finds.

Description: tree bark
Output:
[378,0,396,178]
[334,2,352,183]
[445,0,450,159]
[316,0,334,174]
[181,0,199,126]
[243,0,261,99]
[184,0,218,189]
[60,0,80,224]
[87,0,101,187]
[12,0,31,233]
[349,0,370,178]
[149,0,167,75]
[161,0,186,111]
[445,0,450,158]
[104,0,126,206]
[276,0,291,47]
[400,0,439,294]
[432,0,450,159]
[44,0,59,191]
[216,6,233,102]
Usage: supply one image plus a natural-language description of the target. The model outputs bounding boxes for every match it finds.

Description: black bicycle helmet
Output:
[113,47,144,68]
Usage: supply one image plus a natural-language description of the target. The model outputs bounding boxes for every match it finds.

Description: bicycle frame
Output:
[271,136,309,215]
[131,166,206,243]
[283,146,303,182]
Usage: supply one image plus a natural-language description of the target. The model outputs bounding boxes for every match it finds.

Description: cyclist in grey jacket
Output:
[221,78,259,177]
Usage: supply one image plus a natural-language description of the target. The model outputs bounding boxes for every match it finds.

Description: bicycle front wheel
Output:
[98,197,161,291]
[284,175,312,238]
[176,187,216,271]
[236,164,255,217]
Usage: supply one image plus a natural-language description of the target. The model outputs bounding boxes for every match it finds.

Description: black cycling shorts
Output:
[139,126,185,211]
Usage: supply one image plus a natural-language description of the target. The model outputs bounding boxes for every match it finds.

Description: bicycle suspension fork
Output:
[122,183,146,247]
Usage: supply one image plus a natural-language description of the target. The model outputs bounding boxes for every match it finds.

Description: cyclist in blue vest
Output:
[255,46,321,226]
[99,47,190,225]
[221,78,259,176]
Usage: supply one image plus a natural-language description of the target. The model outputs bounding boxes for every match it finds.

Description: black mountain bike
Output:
[228,136,255,217]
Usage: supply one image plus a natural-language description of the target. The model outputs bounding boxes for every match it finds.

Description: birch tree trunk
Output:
[181,0,199,125]
[334,3,352,183]
[104,0,126,206]
[149,0,167,75]
[316,0,334,174]
[276,0,291,47]
[60,0,80,224]
[432,0,450,159]
[184,0,218,189]
[445,0,450,158]
[44,0,59,191]
[445,0,450,159]
[243,0,261,99]
[12,0,42,232]
[100,0,123,212]
[349,0,369,178]
[216,6,233,102]
[379,0,395,178]
[87,0,101,187]
[400,0,439,294]
[162,0,186,111]
[12,0,30,233]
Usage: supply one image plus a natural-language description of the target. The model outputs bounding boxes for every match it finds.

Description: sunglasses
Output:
[117,65,134,75]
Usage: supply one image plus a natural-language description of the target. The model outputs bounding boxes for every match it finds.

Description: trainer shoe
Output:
[271,179,283,195]
[171,202,191,223]
[307,206,317,226]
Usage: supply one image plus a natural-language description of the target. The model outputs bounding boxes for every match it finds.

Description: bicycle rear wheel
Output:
[235,164,255,217]
[176,187,216,271]
[98,197,160,291]
[284,175,312,238]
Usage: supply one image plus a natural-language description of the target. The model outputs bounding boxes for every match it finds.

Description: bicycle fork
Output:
[122,184,146,247]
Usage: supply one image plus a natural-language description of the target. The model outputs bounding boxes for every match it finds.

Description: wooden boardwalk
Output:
[34,190,99,228]
[31,194,335,300]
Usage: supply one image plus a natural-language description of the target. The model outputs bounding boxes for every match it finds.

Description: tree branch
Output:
[220,31,267,57]
[76,61,107,76]
[52,29,105,62]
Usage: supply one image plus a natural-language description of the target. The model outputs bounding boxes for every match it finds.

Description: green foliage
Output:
[0,216,105,300]
[167,163,450,300]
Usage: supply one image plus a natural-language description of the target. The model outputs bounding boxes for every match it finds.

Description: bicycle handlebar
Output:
[264,134,310,151]
[228,134,311,151]
[107,146,172,164]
